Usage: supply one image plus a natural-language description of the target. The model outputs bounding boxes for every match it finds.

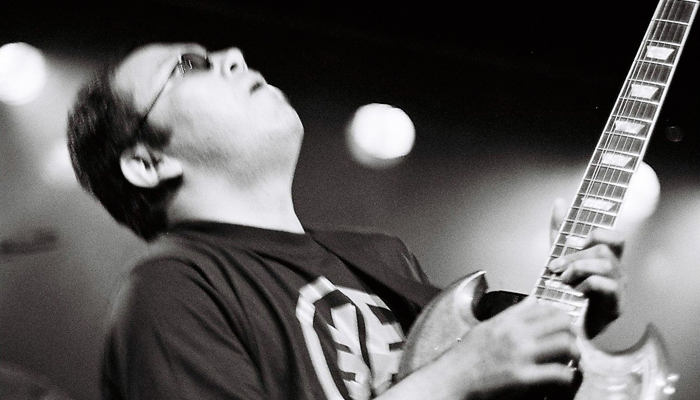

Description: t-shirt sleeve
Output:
[399,241,432,286]
[102,258,265,400]
[378,234,432,286]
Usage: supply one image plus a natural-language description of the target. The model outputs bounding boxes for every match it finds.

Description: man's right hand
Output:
[442,297,580,398]
[382,297,580,400]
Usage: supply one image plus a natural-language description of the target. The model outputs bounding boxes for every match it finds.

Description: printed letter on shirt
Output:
[296,277,405,400]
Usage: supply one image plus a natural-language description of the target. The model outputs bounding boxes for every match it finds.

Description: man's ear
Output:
[119,143,183,188]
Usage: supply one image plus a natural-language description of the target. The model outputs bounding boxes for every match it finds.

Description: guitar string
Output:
[537,0,678,309]
[577,0,674,254]
[595,0,673,230]
[552,0,677,313]
[566,0,690,313]
[552,0,696,314]
[544,0,667,294]
[538,0,678,307]
[586,0,676,249]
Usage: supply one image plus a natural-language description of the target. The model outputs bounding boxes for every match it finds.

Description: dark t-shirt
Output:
[102,222,437,400]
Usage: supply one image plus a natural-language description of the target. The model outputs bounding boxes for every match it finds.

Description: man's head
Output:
[68,43,304,240]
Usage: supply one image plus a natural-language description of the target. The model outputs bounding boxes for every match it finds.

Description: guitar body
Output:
[397,272,678,399]
[395,0,696,397]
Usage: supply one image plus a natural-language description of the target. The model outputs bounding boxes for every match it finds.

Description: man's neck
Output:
[167,172,304,233]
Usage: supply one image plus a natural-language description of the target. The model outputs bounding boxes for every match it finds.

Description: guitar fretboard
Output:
[533,0,698,320]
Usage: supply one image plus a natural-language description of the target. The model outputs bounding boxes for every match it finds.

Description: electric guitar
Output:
[397,1,697,398]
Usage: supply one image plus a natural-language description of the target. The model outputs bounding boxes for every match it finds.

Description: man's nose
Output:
[211,47,248,76]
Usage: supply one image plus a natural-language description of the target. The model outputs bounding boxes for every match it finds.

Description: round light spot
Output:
[347,103,415,168]
[620,162,660,225]
[0,42,48,105]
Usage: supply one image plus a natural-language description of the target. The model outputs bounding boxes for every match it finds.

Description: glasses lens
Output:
[178,53,211,74]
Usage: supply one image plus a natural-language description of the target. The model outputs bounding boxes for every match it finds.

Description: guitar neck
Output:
[532,0,698,320]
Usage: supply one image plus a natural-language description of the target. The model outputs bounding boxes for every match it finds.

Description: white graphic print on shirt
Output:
[296,277,405,400]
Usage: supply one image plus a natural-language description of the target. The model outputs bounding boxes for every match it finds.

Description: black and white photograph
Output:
[1,1,698,399]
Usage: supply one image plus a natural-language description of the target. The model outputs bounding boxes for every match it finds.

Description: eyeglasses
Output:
[140,53,212,123]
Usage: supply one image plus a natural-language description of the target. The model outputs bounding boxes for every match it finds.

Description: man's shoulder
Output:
[119,233,234,291]
[131,231,233,267]
[305,224,404,246]
[305,224,426,279]
[109,234,239,327]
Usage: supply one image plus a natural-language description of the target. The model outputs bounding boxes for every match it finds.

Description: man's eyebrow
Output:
[179,43,208,54]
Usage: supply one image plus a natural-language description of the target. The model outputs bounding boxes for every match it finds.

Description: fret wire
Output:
[591,158,638,175]
[603,130,645,141]
[602,140,645,162]
[590,163,634,173]
[538,0,697,297]
[642,0,671,130]
[638,58,675,67]
[575,191,624,205]
[628,77,668,86]
[614,100,658,115]
[660,0,698,23]
[582,178,628,189]
[571,205,618,218]
[620,95,659,106]
[586,167,633,186]
[578,181,626,202]
[615,98,658,114]
[653,17,691,26]
[632,65,671,85]
[611,114,653,123]
[646,39,682,47]
[563,219,612,230]
[652,13,687,44]
[557,233,587,242]
[583,0,658,235]
[580,178,629,191]
[607,120,650,136]
[597,147,641,158]
[594,146,642,158]
[584,171,632,185]
[598,135,644,157]
[566,214,616,230]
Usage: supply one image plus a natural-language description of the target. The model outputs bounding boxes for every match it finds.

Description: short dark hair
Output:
[67,65,181,241]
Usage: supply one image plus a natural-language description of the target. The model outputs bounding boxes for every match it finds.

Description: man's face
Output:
[113,43,304,174]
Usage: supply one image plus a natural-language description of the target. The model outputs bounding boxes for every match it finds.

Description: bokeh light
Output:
[618,161,660,227]
[347,103,415,168]
[0,43,48,105]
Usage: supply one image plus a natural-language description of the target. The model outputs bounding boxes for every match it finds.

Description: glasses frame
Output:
[138,53,212,126]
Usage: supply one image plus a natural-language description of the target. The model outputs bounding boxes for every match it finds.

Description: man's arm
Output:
[102,258,266,400]
[376,199,625,399]
[377,298,579,400]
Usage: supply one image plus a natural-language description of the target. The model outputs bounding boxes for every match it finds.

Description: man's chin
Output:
[268,85,291,104]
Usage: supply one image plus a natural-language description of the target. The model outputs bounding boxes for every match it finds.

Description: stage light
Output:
[346,103,415,168]
[0,43,48,105]
[619,161,660,226]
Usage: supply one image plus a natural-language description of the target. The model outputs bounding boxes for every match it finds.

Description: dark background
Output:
[1,1,698,399]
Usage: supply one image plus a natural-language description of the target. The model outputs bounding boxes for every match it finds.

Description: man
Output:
[68,43,624,399]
